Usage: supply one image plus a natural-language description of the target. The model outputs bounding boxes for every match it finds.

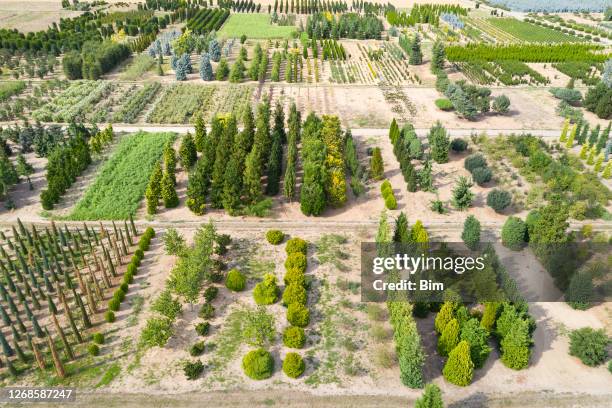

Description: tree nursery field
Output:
[0,1,611,408]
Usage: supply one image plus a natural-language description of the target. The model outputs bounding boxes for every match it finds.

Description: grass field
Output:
[217,13,295,39]
[68,131,176,220]
[487,18,585,43]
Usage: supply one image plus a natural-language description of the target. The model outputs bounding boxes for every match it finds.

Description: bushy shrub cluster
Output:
[501,216,527,250]
[435,301,496,386]
[569,327,609,366]
[435,98,454,111]
[381,179,397,210]
[464,153,492,186]
[389,120,422,190]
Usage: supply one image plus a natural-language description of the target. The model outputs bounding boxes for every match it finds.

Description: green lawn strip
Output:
[217,14,295,39]
[487,18,584,43]
[67,131,175,220]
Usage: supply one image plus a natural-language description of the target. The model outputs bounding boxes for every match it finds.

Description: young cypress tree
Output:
[0,330,14,356]
[45,328,65,378]
[393,212,411,243]
[370,147,384,180]
[588,124,601,146]
[27,334,45,371]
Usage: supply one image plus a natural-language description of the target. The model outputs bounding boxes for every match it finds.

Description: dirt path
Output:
[25,389,612,408]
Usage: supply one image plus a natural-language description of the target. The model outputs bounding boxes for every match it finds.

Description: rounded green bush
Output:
[501,216,527,250]
[190,341,206,356]
[135,248,144,260]
[487,189,511,213]
[204,286,218,302]
[464,154,487,173]
[225,269,246,292]
[284,252,307,273]
[266,230,285,245]
[126,263,137,275]
[123,271,134,285]
[108,298,120,311]
[283,352,305,378]
[285,238,307,255]
[138,237,150,251]
[130,255,141,267]
[380,179,392,196]
[199,303,215,319]
[144,227,155,238]
[104,311,116,323]
[471,166,492,186]
[195,321,210,336]
[451,138,468,152]
[384,194,397,210]
[119,282,129,293]
[287,303,310,327]
[435,98,454,111]
[88,343,100,356]
[242,348,274,380]
[283,326,306,349]
[253,273,279,305]
[92,333,105,344]
[113,289,125,302]
[283,268,306,287]
[282,283,307,306]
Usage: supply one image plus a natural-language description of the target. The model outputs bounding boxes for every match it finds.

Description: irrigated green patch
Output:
[218,14,295,39]
[68,131,175,220]
[487,18,584,43]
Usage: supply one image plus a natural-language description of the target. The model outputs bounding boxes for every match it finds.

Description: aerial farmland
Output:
[0,0,610,407]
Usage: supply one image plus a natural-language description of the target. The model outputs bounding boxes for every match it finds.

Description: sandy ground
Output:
[0,1,81,32]
[15,225,607,407]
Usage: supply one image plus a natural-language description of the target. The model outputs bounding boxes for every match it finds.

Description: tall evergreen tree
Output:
[253,102,272,170]
[194,114,207,152]
[199,52,213,81]
[210,116,237,208]
[265,131,283,195]
[409,34,423,65]
[243,147,263,204]
[161,172,179,208]
[273,101,286,144]
[179,132,197,169]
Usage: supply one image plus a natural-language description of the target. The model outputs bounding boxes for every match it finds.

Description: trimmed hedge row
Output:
[106,226,153,322]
